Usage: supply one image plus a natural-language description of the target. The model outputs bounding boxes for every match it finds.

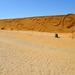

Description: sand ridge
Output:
[0,13,75,75]
[0,13,75,33]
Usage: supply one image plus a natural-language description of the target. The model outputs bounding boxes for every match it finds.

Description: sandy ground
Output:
[0,30,75,75]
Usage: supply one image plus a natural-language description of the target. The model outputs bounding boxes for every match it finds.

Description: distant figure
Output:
[55,33,58,38]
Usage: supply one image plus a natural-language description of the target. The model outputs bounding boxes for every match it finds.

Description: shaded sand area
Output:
[0,30,75,75]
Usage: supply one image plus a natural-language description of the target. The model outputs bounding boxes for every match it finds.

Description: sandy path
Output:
[0,30,75,75]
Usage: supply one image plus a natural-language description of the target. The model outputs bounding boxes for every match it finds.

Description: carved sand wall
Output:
[0,14,75,32]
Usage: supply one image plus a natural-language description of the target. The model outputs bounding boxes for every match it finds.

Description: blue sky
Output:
[0,0,75,19]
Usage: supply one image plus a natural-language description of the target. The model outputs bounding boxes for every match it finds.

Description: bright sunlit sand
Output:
[0,30,75,75]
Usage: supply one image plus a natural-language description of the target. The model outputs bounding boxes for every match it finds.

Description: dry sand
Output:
[0,13,75,33]
[0,30,75,75]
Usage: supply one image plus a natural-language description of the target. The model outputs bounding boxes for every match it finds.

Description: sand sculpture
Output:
[0,14,75,75]
[0,13,75,32]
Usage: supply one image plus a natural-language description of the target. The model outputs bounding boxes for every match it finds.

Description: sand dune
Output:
[0,30,75,75]
[0,14,75,75]
[0,13,75,33]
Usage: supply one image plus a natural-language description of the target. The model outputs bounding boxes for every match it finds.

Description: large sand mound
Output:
[0,13,75,33]
[0,30,75,75]
[0,14,75,75]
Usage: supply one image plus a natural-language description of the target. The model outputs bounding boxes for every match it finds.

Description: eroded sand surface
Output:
[0,14,75,33]
[0,30,75,75]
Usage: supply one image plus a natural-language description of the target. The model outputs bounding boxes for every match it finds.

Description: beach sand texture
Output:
[0,30,75,75]
[0,13,75,75]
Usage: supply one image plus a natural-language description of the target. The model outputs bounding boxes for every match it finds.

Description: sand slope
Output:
[0,13,75,33]
[0,30,75,75]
